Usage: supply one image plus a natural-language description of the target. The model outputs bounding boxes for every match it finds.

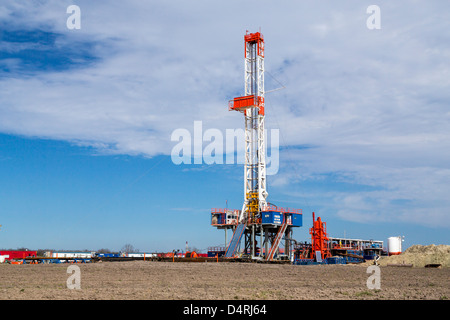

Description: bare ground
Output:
[0,261,448,300]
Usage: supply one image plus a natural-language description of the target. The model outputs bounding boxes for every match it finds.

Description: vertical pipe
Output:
[251,224,255,257]
[260,226,263,258]
[265,229,269,259]
[285,228,289,259]
[225,228,227,249]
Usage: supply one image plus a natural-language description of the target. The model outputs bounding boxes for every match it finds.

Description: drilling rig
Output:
[211,31,302,261]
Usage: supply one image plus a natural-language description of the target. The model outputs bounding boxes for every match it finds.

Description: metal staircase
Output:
[266,222,288,261]
[224,224,246,257]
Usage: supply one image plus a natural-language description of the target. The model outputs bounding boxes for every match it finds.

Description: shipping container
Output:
[261,211,283,225]
[125,253,157,258]
[288,213,302,227]
[96,253,120,258]
[0,250,37,260]
[46,252,94,259]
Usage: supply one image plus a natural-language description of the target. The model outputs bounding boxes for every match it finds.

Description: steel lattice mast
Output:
[237,31,267,223]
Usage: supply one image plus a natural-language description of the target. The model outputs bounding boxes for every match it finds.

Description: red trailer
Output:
[0,250,37,261]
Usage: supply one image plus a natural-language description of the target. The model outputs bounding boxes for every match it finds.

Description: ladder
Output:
[266,222,288,261]
[224,224,246,257]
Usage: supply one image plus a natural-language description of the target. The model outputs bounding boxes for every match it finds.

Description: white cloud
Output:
[0,1,449,228]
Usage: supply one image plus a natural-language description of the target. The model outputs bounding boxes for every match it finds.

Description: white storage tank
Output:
[388,236,403,255]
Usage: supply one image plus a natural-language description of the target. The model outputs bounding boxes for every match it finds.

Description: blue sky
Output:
[0,1,449,252]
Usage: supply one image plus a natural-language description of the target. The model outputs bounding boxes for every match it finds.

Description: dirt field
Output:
[0,261,448,300]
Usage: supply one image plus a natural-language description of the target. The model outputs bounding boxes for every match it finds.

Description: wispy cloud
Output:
[0,1,449,228]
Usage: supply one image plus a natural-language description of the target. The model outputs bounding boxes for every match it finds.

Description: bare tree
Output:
[97,248,111,254]
[121,244,138,253]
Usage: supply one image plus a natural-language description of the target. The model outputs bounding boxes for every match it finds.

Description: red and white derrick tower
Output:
[211,31,302,261]
[230,31,267,223]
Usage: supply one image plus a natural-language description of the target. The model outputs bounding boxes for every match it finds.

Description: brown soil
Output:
[0,261,448,300]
